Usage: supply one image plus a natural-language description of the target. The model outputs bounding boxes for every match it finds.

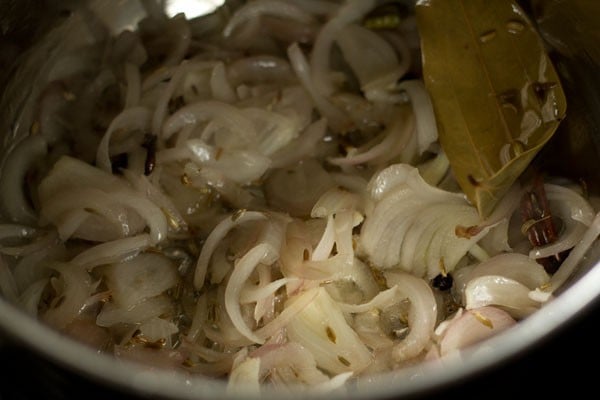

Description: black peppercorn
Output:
[432,273,453,291]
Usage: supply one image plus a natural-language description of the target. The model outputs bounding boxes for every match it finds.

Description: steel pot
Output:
[0,1,599,399]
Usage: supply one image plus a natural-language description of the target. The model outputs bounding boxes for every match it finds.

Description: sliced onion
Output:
[228,55,295,86]
[104,252,179,309]
[70,234,152,270]
[311,215,335,261]
[0,224,59,257]
[359,164,484,277]
[285,287,372,374]
[18,278,48,316]
[311,187,360,219]
[384,271,437,361]
[338,286,399,314]
[397,80,439,155]
[310,0,377,96]
[254,285,318,340]
[225,243,278,343]
[122,170,188,234]
[42,262,94,330]
[96,106,151,173]
[138,317,179,342]
[39,155,168,243]
[194,211,267,289]
[465,275,542,319]
[531,211,600,300]
[249,342,335,388]
[163,100,257,142]
[264,158,335,217]
[0,135,47,224]
[336,23,403,102]
[454,252,550,300]
[96,295,173,327]
[13,242,65,293]
[152,59,193,136]
[210,62,237,103]
[211,149,272,185]
[223,0,315,37]
[227,357,261,394]
[271,118,327,169]
[328,108,414,167]
[438,306,516,357]
[242,107,298,156]
[287,42,353,133]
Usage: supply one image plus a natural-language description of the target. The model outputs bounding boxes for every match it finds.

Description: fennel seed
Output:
[326,326,337,343]
[473,311,494,329]
[338,356,351,367]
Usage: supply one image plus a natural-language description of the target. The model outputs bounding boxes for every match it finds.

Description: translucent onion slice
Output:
[360,164,485,277]
[384,271,437,361]
[285,287,372,374]
[122,170,188,234]
[242,107,298,156]
[0,135,47,224]
[162,100,256,142]
[397,80,439,155]
[242,342,346,389]
[327,109,415,167]
[210,62,237,103]
[96,295,173,327]
[223,0,315,38]
[264,158,335,217]
[38,156,167,243]
[226,224,283,343]
[18,278,48,316]
[287,42,352,134]
[227,357,261,394]
[336,23,403,102]
[138,317,179,342]
[464,275,542,319]
[338,286,400,314]
[70,234,152,270]
[103,252,179,309]
[228,55,295,87]
[438,306,516,357]
[531,211,600,301]
[96,106,151,173]
[209,148,272,185]
[43,262,94,330]
[311,215,335,261]
[253,285,319,341]
[454,252,550,300]
[309,0,377,96]
[13,243,65,293]
[194,211,267,289]
[38,155,122,199]
[0,225,59,257]
[271,118,328,169]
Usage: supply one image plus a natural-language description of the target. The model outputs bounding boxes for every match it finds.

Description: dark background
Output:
[0,295,598,400]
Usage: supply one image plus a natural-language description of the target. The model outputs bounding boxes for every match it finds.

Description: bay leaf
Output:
[415,0,567,217]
